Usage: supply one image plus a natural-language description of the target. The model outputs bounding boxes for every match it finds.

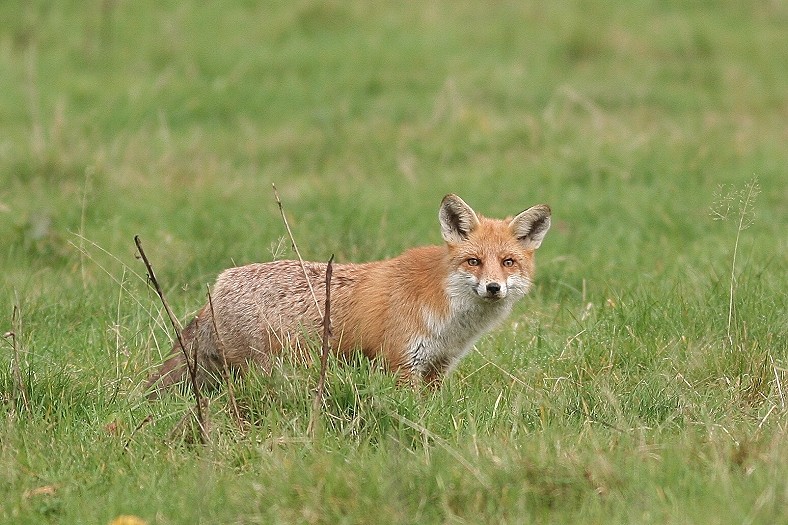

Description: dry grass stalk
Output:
[4,301,30,412]
[270,184,334,437]
[271,183,322,318]
[207,285,242,426]
[134,235,208,444]
[308,255,334,437]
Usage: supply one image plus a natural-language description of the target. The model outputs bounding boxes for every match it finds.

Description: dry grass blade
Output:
[271,183,322,318]
[385,409,492,489]
[67,233,168,334]
[134,235,208,444]
[207,285,242,426]
[308,255,334,437]
[4,300,30,412]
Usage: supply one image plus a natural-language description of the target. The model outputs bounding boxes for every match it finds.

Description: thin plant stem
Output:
[308,255,334,437]
[135,235,208,444]
[726,179,760,346]
[272,183,322,318]
[4,299,30,412]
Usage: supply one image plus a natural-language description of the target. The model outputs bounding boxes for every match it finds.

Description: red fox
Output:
[145,194,550,395]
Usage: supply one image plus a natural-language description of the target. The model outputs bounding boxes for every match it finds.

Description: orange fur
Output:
[145,194,551,395]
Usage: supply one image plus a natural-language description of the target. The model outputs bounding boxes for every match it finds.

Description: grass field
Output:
[1,1,787,523]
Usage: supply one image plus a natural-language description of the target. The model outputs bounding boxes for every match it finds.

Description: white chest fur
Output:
[408,296,515,376]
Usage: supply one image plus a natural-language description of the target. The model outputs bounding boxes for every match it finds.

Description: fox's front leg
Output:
[420,355,453,390]
[394,367,443,391]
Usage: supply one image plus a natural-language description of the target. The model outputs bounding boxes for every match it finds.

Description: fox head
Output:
[439,194,551,302]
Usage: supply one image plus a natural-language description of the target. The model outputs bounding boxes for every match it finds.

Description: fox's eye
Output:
[502,258,515,267]
[467,258,481,267]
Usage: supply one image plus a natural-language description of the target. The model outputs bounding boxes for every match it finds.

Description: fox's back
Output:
[209,260,350,362]
[209,249,446,363]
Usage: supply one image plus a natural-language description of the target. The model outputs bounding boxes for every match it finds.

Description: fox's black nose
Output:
[486,283,501,294]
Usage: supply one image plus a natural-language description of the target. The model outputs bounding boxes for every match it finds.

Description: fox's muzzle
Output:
[477,281,506,300]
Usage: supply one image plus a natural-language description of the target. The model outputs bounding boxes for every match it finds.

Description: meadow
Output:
[1,1,786,523]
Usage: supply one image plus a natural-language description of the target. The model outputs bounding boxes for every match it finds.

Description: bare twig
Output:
[4,300,30,412]
[134,235,207,444]
[271,183,322,318]
[308,256,334,437]
[207,285,241,426]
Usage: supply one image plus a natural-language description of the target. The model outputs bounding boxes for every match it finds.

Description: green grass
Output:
[1,1,786,523]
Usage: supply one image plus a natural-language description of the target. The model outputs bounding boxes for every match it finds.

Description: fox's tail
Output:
[144,316,198,399]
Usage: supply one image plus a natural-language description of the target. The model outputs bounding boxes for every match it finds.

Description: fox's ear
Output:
[439,194,480,244]
[509,204,551,250]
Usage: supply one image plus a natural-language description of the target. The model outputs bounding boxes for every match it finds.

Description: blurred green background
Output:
[3,1,784,273]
